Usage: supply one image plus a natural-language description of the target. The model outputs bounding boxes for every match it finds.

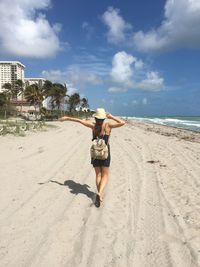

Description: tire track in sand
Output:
[124,127,172,267]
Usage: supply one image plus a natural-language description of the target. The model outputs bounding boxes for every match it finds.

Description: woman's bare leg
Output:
[98,167,109,201]
[94,167,101,192]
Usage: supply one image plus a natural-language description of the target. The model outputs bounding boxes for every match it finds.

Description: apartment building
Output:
[0,61,51,113]
[0,61,25,91]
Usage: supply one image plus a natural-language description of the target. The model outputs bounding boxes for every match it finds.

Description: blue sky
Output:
[0,0,200,116]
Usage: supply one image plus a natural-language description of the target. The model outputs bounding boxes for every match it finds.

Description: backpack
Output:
[90,137,108,160]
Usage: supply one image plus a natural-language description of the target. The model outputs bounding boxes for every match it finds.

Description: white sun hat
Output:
[92,108,107,119]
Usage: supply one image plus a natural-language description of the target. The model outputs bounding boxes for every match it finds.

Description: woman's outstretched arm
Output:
[59,116,94,129]
[107,113,126,128]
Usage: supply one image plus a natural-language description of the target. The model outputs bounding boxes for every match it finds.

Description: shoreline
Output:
[127,119,200,143]
[124,116,200,133]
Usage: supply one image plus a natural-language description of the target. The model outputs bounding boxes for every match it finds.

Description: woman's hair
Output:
[95,118,105,124]
[93,118,105,139]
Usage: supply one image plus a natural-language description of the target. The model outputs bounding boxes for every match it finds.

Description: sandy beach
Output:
[0,120,200,267]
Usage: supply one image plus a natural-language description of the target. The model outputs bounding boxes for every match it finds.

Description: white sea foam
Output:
[124,116,200,132]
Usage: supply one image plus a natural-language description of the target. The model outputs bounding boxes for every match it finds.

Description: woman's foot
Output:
[95,194,101,207]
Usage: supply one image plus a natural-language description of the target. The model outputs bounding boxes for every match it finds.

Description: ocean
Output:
[125,116,200,132]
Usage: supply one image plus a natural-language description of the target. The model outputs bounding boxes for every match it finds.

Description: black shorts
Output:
[91,145,111,167]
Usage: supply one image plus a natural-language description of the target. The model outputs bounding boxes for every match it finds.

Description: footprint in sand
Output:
[38,147,44,153]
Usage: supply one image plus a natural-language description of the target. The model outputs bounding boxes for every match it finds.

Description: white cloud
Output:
[42,70,65,82]
[67,65,102,86]
[43,51,164,94]
[0,0,62,57]
[133,0,200,52]
[71,53,110,76]
[110,51,136,86]
[102,7,132,44]
[108,87,127,93]
[64,82,77,95]
[42,65,102,93]
[134,60,144,70]
[109,51,164,92]
[138,72,164,91]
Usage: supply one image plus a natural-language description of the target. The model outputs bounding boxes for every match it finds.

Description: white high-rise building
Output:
[0,61,25,91]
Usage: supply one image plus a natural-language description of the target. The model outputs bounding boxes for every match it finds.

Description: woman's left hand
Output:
[58,117,66,122]
[106,113,113,119]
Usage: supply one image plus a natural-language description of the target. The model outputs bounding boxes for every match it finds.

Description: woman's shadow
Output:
[50,179,95,202]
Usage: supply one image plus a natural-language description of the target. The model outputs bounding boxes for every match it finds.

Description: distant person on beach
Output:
[59,108,125,207]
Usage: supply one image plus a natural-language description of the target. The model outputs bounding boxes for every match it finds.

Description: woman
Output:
[59,108,125,207]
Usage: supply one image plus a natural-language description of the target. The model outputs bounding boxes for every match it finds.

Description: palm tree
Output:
[4,80,20,101]
[49,83,67,115]
[2,82,12,91]
[15,79,25,113]
[68,93,81,112]
[0,93,7,107]
[0,92,8,118]
[15,79,24,95]
[40,80,53,114]
[24,84,44,118]
[2,83,13,118]
[81,97,89,110]
[2,83,12,98]
[42,80,53,98]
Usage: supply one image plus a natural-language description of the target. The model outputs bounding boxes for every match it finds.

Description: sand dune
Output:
[0,120,200,267]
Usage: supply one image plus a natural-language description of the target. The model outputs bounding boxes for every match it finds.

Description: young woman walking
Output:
[59,108,125,207]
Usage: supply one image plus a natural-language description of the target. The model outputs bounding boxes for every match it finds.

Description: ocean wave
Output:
[126,116,200,132]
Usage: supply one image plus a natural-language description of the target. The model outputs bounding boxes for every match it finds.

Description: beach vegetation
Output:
[1,80,25,119]
[24,83,44,119]
[2,79,24,100]
[80,97,89,110]
[67,93,81,112]
[15,79,25,113]
[46,83,67,114]
[0,91,16,119]
[0,120,46,136]
[1,79,92,121]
